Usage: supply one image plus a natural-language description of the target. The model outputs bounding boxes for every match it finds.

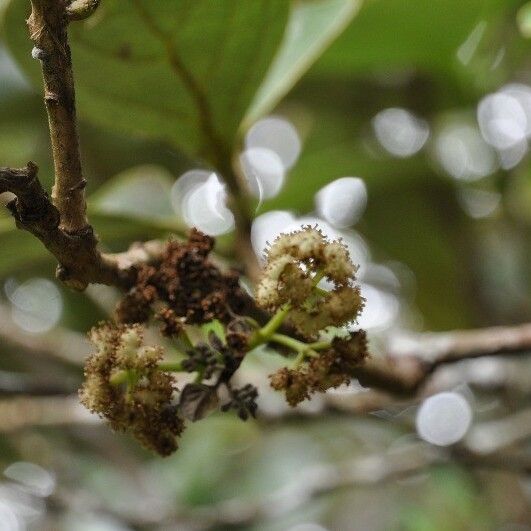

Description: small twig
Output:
[464,407,531,454]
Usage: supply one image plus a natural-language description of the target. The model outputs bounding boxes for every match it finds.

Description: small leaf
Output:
[179,383,219,422]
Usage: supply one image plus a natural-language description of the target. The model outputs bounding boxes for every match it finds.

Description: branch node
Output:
[66,0,101,22]
[31,46,47,61]
[69,178,87,193]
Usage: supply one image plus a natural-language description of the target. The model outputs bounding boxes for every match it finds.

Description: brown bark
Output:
[27,0,88,234]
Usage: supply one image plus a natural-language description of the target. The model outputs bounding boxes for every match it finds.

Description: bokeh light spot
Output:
[245,116,301,169]
[8,279,62,334]
[416,392,472,446]
[182,173,234,236]
[315,177,367,229]
[240,147,285,201]
[372,108,429,157]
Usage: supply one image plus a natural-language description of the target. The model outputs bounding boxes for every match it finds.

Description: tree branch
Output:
[352,323,531,397]
[28,0,88,234]
[0,1,144,290]
[0,162,137,289]
[0,395,99,432]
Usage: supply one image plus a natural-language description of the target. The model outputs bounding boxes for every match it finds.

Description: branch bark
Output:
[351,323,531,397]
[0,163,171,289]
[0,1,138,290]
[28,0,88,234]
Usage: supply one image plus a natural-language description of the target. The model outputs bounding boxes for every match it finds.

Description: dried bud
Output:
[181,342,223,379]
[226,318,252,353]
[114,282,155,324]
[179,383,219,421]
[156,308,185,337]
[270,367,311,407]
[221,384,258,420]
[331,330,369,371]
[115,230,247,327]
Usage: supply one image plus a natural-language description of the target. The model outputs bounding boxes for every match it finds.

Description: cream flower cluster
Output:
[256,227,364,338]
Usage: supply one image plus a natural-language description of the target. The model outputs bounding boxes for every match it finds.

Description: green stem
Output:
[269,333,330,367]
[312,269,326,288]
[308,340,331,351]
[269,333,330,353]
[249,303,291,348]
[314,286,329,297]
[109,370,130,386]
[269,333,306,352]
[248,268,328,350]
[293,350,309,367]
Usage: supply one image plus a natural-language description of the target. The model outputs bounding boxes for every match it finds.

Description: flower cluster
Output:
[115,229,247,332]
[255,227,364,338]
[78,228,369,454]
[79,323,184,456]
[270,330,368,406]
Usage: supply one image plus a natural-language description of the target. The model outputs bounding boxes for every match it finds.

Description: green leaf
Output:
[244,0,362,126]
[88,164,182,230]
[4,0,290,162]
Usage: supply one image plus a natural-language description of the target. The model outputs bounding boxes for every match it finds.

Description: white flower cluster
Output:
[256,227,364,338]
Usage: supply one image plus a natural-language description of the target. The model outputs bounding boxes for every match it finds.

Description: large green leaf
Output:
[245,0,362,126]
[3,0,363,164]
[4,0,290,162]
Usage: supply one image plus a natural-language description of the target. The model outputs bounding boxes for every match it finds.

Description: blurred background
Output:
[0,0,530,529]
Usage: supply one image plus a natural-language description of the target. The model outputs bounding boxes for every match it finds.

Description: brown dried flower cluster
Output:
[270,330,369,406]
[115,230,247,333]
[79,323,183,456]
[256,227,364,338]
